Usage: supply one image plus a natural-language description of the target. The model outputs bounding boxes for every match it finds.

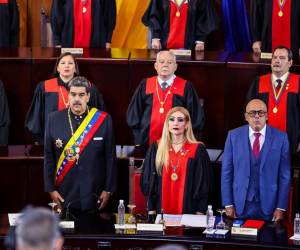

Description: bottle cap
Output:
[119,200,124,204]
[296,213,300,218]
[208,205,212,209]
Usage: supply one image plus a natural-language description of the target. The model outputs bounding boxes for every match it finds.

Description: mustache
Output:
[72,102,82,105]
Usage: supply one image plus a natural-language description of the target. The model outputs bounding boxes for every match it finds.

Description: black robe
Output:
[0,80,9,145]
[0,0,19,48]
[142,0,219,49]
[25,77,104,143]
[51,0,116,48]
[246,76,300,155]
[127,78,205,146]
[140,142,212,214]
[44,108,117,210]
[250,0,300,54]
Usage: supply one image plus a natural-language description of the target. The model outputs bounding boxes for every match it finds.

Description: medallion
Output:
[273,107,278,113]
[159,107,164,114]
[176,11,180,17]
[278,10,283,17]
[65,147,76,161]
[171,172,178,181]
[83,6,87,13]
[55,138,63,148]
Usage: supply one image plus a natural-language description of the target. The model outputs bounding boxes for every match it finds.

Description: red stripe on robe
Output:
[0,0,8,3]
[259,73,299,132]
[74,0,92,48]
[44,78,69,110]
[272,0,291,50]
[166,1,188,49]
[161,142,198,214]
[146,76,186,145]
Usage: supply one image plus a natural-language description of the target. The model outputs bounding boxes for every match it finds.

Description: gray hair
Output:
[16,207,61,250]
[156,50,176,63]
[67,76,91,93]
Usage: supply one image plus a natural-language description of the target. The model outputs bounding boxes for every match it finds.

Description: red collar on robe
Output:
[145,76,186,145]
[45,78,69,110]
[259,73,299,132]
[272,0,291,50]
[74,0,92,47]
[161,142,198,214]
[167,1,188,49]
[0,0,8,3]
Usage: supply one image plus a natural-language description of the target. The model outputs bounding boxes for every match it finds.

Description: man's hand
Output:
[225,206,237,219]
[49,191,64,211]
[98,191,111,209]
[273,209,285,222]
[195,42,205,51]
[152,39,161,50]
[106,43,111,49]
[252,41,262,53]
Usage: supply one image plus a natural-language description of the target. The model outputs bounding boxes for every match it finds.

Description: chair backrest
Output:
[128,160,147,215]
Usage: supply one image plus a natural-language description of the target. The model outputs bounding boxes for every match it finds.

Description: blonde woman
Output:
[140,107,212,215]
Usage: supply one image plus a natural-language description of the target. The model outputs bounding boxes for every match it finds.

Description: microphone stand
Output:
[146,170,157,223]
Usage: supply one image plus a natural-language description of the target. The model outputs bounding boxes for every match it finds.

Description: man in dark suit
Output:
[222,99,291,221]
[44,76,116,213]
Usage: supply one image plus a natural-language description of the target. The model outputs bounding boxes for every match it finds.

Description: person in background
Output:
[222,99,290,221]
[140,107,212,216]
[127,50,204,151]
[51,0,116,48]
[25,52,104,144]
[15,207,63,250]
[142,0,218,50]
[0,0,19,48]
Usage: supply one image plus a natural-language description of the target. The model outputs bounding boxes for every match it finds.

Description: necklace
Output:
[67,107,89,163]
[169,144,186,181]
[82,0,87,13]
[59,86,69,108]
[171,138,186,145]
[155,78,173,114]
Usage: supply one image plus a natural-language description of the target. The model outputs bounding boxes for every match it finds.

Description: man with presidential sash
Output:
[246,46,300,160]
[44,76,116,213]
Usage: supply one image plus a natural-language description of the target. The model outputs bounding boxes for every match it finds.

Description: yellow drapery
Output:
[111,0,150,49]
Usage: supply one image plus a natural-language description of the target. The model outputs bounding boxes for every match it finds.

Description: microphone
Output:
[64,193,100,220]
[146,170,157,223]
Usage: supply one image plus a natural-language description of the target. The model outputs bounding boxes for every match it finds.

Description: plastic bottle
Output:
[118,200,125,225]
[294,213,300,238]
[206,205,214,231]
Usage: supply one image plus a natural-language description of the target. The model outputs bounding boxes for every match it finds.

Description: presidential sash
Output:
[55,108,107,187]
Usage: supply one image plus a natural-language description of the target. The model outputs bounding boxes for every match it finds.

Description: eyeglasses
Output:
[246,110,267,117]
[169,117,186,123]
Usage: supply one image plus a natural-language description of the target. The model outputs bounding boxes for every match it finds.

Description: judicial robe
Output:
[25,77,104,143]
[44,108,117,210]
[51,0,116,48]
[127,76,205,146]
[246,74,300,154]
[250,0,300,54]
[140,142,212,214]
[142,0,219,49]
[0,80,9,145]
[0,0,19,48]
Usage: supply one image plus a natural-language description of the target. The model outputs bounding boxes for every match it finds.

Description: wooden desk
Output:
[0,213,299,250]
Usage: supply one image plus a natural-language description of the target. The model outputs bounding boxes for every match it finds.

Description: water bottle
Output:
[206,205,214,231]
[118,200,125,225]
[294,213,300,238]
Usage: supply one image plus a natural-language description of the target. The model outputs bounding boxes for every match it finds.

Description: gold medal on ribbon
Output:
[83,6,87,13]
[159,107,164,114]
[273,107,278,113]
[176,11,180,17]
[278,10,283,17]
[171,172,178,181]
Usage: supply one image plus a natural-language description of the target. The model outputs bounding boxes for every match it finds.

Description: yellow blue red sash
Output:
[55,108,107,187]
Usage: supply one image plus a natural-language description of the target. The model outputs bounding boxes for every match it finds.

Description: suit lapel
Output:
[260,126,272,170]
[241,125,250,173]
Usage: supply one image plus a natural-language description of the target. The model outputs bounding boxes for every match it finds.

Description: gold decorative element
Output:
[176,11,180,17]
[278,10,283,17]
[171,172,178,181]
[83,6,87,13]
[55,138,63,148]
[273,107,278,113]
